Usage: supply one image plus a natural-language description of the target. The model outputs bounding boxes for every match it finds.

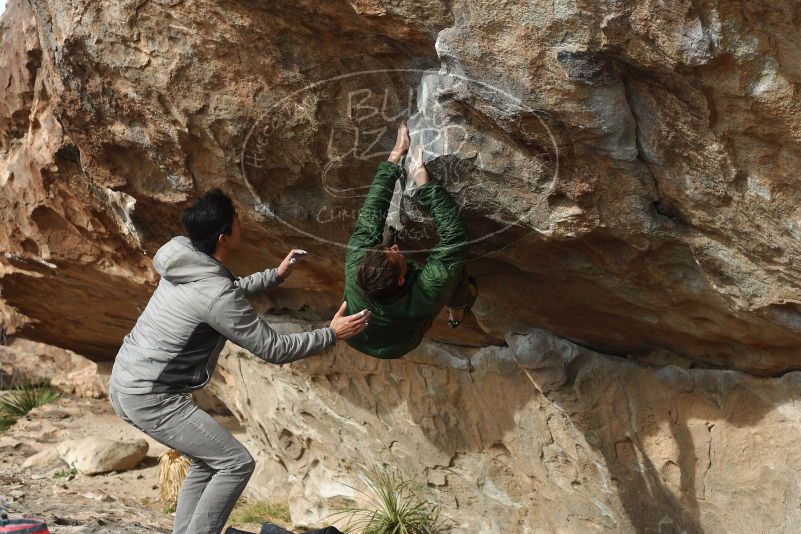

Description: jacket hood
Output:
[152,236,233,285]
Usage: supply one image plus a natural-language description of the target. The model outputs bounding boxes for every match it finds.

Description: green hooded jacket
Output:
[343,160,469,359]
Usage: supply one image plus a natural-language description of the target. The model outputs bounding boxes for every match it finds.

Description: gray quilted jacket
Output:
[110,236,336,394]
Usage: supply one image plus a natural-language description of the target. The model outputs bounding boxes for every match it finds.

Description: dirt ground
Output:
[0,394,266,533]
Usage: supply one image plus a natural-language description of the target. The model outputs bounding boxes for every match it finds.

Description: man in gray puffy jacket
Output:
[109,189,370,534]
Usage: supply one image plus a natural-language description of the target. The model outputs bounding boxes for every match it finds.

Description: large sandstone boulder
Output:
[1,0,801,374]
[212,324,801,533]
[3,0,801,531]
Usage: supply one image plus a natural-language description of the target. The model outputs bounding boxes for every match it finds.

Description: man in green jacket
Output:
[343,120,474,359]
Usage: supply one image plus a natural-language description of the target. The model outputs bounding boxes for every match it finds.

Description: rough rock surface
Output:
[0,338,111,397]
[22,445,65,469]
[57,437,149,475]
[212,324,801,533]
[3,0,801,531]
[2,0,801,374]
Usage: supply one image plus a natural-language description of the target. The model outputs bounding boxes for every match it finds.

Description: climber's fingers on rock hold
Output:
[412,145,423,165]
[391,119,410,158]
[411,146,430,186]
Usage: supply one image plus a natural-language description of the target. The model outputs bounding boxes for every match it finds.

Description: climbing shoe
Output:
[448,276,478,329]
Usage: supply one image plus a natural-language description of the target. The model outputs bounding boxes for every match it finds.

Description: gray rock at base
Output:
[57,438,148,475]
[23,446,67,469]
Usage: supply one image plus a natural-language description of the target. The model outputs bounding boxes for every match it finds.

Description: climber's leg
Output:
[446,267,476,327]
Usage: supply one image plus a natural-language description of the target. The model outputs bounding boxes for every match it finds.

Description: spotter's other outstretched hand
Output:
[330,302,371,340]
[276,249,307,279]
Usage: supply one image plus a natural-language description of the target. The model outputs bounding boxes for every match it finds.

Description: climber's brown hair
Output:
[356,247,402,301]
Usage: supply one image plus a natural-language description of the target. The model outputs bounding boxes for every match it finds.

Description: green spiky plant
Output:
[0,416,15,432]
[0,383,62,429]
[332,465,448,534]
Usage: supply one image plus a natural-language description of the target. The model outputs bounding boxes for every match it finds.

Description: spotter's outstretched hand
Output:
[276,249,307,279]
[330,302,371,340]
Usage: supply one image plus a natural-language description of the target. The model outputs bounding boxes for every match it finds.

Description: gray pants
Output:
[109,387,255,534]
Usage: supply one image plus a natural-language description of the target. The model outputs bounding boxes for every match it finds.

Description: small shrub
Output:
[0,383,62,419]
[0,383,62,432]
[333,465,448,534]
[53,464,78,480]
[0,416,15,432]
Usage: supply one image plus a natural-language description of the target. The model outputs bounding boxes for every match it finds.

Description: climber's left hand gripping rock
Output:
[388,119,410,164]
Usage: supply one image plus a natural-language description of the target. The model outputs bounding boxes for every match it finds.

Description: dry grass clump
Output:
[158,449,191,507]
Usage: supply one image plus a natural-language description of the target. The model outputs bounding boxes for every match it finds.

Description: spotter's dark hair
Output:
[180,189,235,255]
